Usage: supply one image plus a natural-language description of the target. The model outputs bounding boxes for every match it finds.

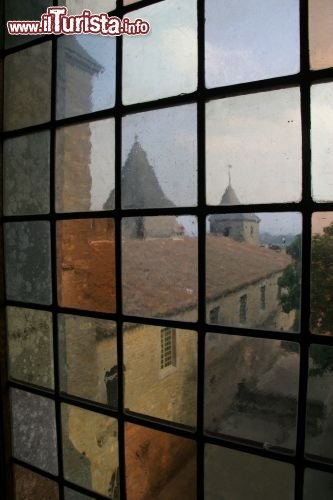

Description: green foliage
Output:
[310,345,333,375]
[311,224,333,335]
[278,234,301,315]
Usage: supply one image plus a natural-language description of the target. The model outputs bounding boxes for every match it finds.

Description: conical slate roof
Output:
[104,139,175,210]
[219,183,241,205]
[213,179,260,223]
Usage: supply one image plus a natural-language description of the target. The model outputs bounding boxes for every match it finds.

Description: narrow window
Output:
[160,327,176,369]
[239,295,247,323]
[260,285,266,310]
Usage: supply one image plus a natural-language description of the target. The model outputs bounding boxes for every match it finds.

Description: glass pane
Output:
[205,334,300,452]
[311,213,333,335]
[205,0,299,88]
[59,314,117,407]
[5,0,51,48]
[205,444,294,500]
[56,119,115,212]
[125,423,196,500]
[305,345,333,461]
[14,465,59,500]
[304,469,333,500]
[4,43,51,131]
[124,0,143,5]
[207,213,302,332]
[4,131,50,216]
[206,0,299,88]
[11,389,58,474]
[122,216,198,321]
[120,105,197,209]
[63,0,116,15]
[123,323,197,427]
[64,488,93,500]
[57,35,116,120]
[4,222,52,304]
[123,0,197,104]
[206,89,302,205]
[311,83,333,202]
[57,219,116,312]
[7,307,54,389]
[309,0,333,70]
[62,404,119,497]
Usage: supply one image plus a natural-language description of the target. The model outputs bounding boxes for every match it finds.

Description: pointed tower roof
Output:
[103,138,175,209]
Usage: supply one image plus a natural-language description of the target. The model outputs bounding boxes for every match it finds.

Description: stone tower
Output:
[209,167,260,245]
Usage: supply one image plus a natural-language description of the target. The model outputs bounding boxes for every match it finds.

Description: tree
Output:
[311,224,333,335]
[278,234,301,329]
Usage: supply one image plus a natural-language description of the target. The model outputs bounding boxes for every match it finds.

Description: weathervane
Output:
[228,164,232,185]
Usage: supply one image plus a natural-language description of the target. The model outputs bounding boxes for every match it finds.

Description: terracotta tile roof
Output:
[122,235,292,319]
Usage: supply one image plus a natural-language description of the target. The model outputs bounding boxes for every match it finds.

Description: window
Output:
[160,327,176,369]
[239,295,247,323]
[2,1,333,499]
[260,285,266,310]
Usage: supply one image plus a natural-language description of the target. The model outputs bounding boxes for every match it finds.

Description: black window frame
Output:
[1,1,333,499]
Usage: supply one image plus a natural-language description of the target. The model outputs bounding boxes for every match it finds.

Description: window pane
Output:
[62,404,119,497]
[309,0,333,70]
[305,345,333,461]
[4,131,50,216]
[57,35,116,120]
[205,444,294,500]
[122,0,197,104]
[122,216,198,321]
[14,465,59,500]
[311,83,333,202]
[63,0,116,15]
[57,219,116,313]
[207,213,302,332]
[5,0,51,48]
[7,307,54,389]
[4,222,52,304]
[120,105,197,209]
[123,323,197,427]
[304,469,333,500]
[11,389,58,474]
[4,43,51,131]
[206,89,302,205]
[123,0,143,5]
[205,334,300,452]
[56,119,115,213]
[59,314,117,408]
[125,423,196,500]
[64,488,93,500]
[311,213,333,335]
[205,0,299,88]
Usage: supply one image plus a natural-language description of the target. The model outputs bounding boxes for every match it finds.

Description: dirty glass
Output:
[205,334,300,452]
[304,469,333,500]
[57,35,116,119]
[206,89,302,205]
[309,0,333,70]
[205,0,299,87]
[64,0,116,15]
[56,119,115,212]
[122,0,197,104]
[122,216,198,321]
[123,323,197,427]
[57,219,116,312]
[4,42,51,131]
[7,307,54,389]
[205,444,294,500]
[125,423,196,500]
[62,404,119,497]
[305,345,333,461]
[11,389,58,474]
[4,222,52,304]
[14,465,59,500]
[311,82,333,202]
[5,0,51,48]
[121,104,197,209]
[3,131,50,216]
[59,314,117,407]
[206,212,302,332]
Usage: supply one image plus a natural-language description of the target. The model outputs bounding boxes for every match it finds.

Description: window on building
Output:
[260,285,266,310]
[239,295,247,323]
[160,327,176,370]
[2,1,333,499]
